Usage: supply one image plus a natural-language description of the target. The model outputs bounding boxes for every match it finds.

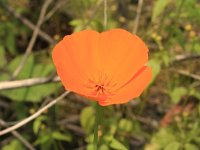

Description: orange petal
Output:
[99,29,148,89]
[99,66,152,106]
[52,30,100,95]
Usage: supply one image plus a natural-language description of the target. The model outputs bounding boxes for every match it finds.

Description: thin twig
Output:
[103,0,107,30]
[82,0,103,29]
[0,1,55,44]
[0,91,70,136]
[173,54,200,62]
[12,0,53,79]
[171,69,200,81]
[65,124,85,136]
[0,119,36,150]
[133,0,144,34]
[0,76,60,90]
[44,0,68,21]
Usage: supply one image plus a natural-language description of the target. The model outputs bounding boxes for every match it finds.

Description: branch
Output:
[171,69,200,81]
[133,0,144,34]
[0,1,55,44]
[82,0,103,29]
[173,54,200,62]
[103,0,107,30]
[12,0,53,79]
[0,119,36,150]
[0,91,70,136]
[44,0,68,21]
[0,76,60,90]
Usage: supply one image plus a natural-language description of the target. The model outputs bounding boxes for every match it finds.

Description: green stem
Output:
[93,103,103,150]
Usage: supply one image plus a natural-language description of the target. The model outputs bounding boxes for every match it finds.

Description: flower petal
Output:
[52,30,100,95]
[99,66,152,106]
[99,29,148,88]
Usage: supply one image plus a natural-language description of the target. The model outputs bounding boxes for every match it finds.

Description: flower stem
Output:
[93,103,103,150]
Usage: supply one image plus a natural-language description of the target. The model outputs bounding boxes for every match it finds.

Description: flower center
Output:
[84,71,116,101]
[95,84,105,95]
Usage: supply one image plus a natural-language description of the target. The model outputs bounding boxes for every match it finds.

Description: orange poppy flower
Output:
[52,29,152,106]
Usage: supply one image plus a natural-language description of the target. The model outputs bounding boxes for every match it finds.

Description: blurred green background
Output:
[0,0,200,149]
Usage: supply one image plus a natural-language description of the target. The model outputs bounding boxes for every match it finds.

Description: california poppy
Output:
[52,29,152,106]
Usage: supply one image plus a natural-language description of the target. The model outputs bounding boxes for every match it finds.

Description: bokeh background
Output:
[0,0,200,149]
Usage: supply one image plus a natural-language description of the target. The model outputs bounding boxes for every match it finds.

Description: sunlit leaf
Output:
[152,0,172,22]
[184,143,199,150]
[33,116,47,134]
[52,131,72,142]
[148,59,161,83]
[34,133,51,145]
[147,128,176,149]
[110,138,128,150]
[80,106,95,133]
[170,87,187,104]
[2,139,25,150]
[0,53,60,102]
[118,119,133,132]
[0,46,7,68]
[99,144,109,150]
[6,32,16,55]
[164,141,180,150]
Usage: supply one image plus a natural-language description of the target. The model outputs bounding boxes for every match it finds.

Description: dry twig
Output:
[171,69,200,81]
[104,0,107,30]
[133,0,144,34]
[173,54,200,62]
[0,91,70,136]
[0,119,36,150]
[44,0,68,21]
[0,76,60,90]
[82,0,103,29]
[0,1,55,44]
[12,0,53,79]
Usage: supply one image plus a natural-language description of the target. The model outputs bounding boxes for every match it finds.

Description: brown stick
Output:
[0,91,70,136]
[0,76,60,90]
[0,119,36,150]
[171,69,200,81]
[12,0,53,79]
[133,0,144,34]
[0,1,55,44]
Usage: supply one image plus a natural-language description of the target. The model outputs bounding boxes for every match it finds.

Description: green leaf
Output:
[86,144,95,150]
[2,139,25,150]
[52,131,72,142]
[189,89,200,100]
[148,59,161,83]
[118,119,133,132]
[24,63,60,102]
[198,105,200,115]
[164,141,180,150]
[193,42,200,54]
[99,144,109,150]
[34,133,51,145]
[170,87,187,104]
[0,54,34,101]
[148,128,176,149]
[0,53,60,102]
[110,138,128,150]
[33,116,47,134]
[184,143,199,150]
[0,46,7,68]
[152,0,172,22]
[80,106,95,133]
[6,32,16,55]
[70,19,84,32]
[86,134,94,143]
